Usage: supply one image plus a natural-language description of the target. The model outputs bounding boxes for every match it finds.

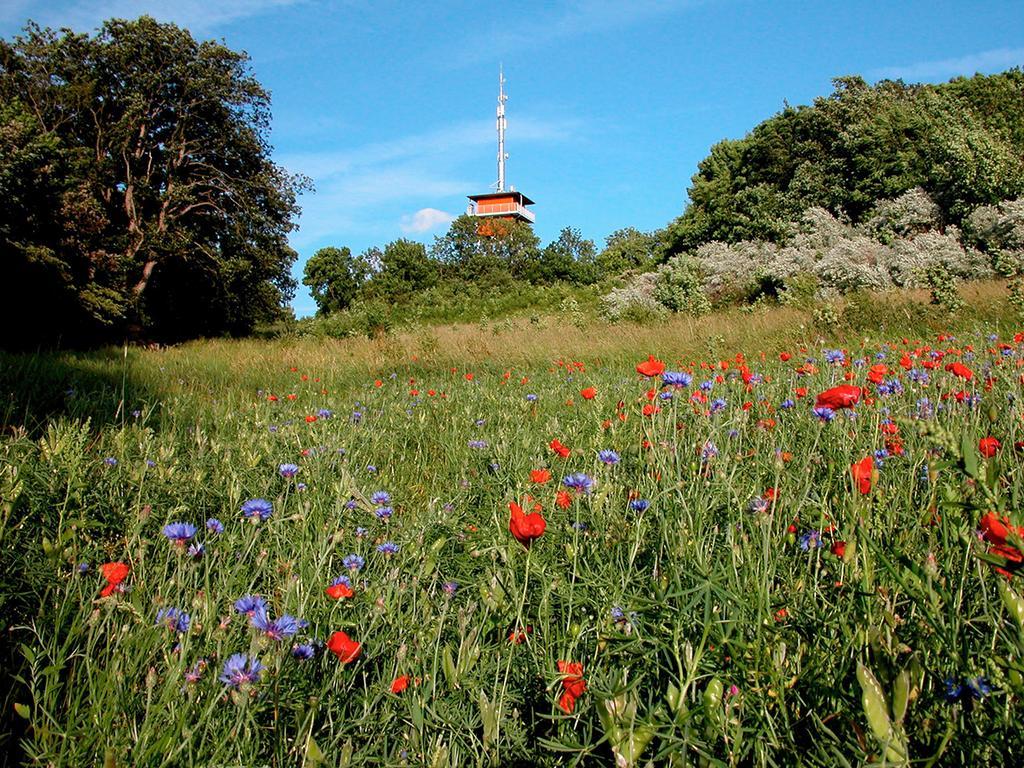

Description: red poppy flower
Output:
[815,385,862,410]
[508,625,533,644]
[530,469,551,484]
[945,361,974,380]
[641,403,658,416]
[980,512,1024,576]
[557,660,586,713]
[580,387,597,400]
[549,439,571,458]
[635,355,666,377]
[305,414,318,423]
[509,500,546,548]
[764,487,778,502]
[374,379,383,387]
[850,456,873,495]
[867,364,888,385]
[831,541,847,558]
[267,394,278,402]
[555,490,572,509]
[325,582,354,600]
[99,562,130,597]
[779,352,791,362]
[979,436,1001,458]
[327,631,362,663]
[391,675,410,694]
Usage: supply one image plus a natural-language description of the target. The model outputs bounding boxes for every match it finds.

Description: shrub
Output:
[653,255,711,315]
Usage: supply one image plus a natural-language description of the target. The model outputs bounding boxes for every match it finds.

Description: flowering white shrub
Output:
[865,187,943,241]
[965,197,1024,255]
[599,272,668,322]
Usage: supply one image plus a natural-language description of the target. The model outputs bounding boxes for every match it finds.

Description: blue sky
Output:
[3,1,1022,317]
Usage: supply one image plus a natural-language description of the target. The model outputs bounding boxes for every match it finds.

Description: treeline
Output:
[664,71,1024,254]
[0,18,305,349]
[298,216,660,329]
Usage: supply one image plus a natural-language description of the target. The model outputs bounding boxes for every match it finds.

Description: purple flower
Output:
[250,609,303,641]
[162,522,197,545]
[375,506,394,521]
[234,595,267,616]
[206,518,224,535]
[279,463,300,478]
[354,527,368,538]
[629,499,650,513]
[468,439,488,449]
[799,530,823,551]
[662,371,692,388]
[103,457,118,467]
[442,581,459,596]
[219,654,264,688]
[187,542,205,560]
[343,554,365,572]
[317,409,333,419]
[241,498,273,521]
[292,643,316,660]
[377,542,399,555]
[597,450,620,465]
[710,398,727,413]
[370,491,391,506]
[526,394,538,401]
[156,607,191,633]
[701,441,718,463]
[811,406,835,422]
[562,473,595,494]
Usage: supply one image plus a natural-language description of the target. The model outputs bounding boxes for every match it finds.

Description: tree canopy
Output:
[0,17,307,347]
[665,70,1024,255]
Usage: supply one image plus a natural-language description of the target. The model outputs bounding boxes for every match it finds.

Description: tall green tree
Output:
[0,17,307,346]
[430,215,540,283]
[302,246,369,315]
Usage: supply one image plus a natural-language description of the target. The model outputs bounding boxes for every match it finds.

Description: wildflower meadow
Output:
[4,310,1024,766]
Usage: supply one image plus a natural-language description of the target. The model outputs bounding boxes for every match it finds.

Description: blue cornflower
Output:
[571,521,588,531]
[598,449,620,465]
[662,371,693,388]
[748,496,769,514]
[965,676,993,699]
[241,498,273,521]
[145,459,156,467]
[250,609,303,641]
[710,398,727,413]
[852,358,866,368]
[562,473,595,493]
[699,380,714,392]
[443,581,459,596]
[331,574,352,589]
[317,408,333,419]
[370,491,391,506]
[366,465,377,473]
[823,349,845,365]
[292,643,316,660]
[345,498,359,510]
[377,542,400,555]
[468,439,488,449]
[103,457,118,467]
[234,595,267,616]
[811,406,835,422]
[728,429,739,439]
[187,542,205,560]
[279,463,300,478]
[343,554,365,572]
[659,391,673,400]
[611,606,625,622]
[526,393,538,401]
[77,563,90,574]
[701,441,718,462]
[780,399,795,410]
[296,482,307,491]
[629,499,650,513]
[799,530,823,551]
[219,654,264,688]
[351,411,363,424]
[943,677,964,703]
[132,409,141,418]
[873,449,889,468]
[156,607,191,633]
[354,527,368,538]
[162,522,197,545]
[375,506,394,521]
[206,518,224,535]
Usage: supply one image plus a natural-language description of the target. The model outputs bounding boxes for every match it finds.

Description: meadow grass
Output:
[2,283,1024,766]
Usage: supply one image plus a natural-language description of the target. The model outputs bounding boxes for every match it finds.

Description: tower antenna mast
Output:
[496,66,508,192]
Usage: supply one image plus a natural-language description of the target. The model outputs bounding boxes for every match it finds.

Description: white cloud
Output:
[872,47,1024,83]
[4,0,305,35]
[400,208,455,234]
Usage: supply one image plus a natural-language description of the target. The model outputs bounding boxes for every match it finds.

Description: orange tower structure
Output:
[466,69,535,230]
